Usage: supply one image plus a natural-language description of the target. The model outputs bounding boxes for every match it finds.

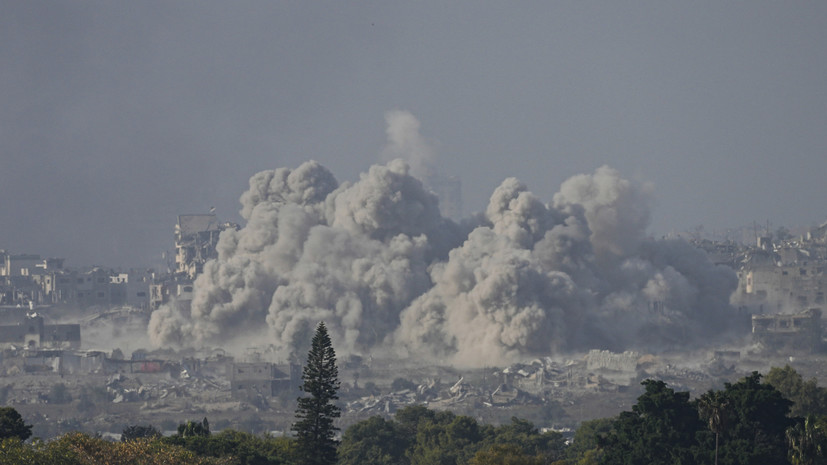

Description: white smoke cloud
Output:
[148,121,739,367]
[380,110,437,180]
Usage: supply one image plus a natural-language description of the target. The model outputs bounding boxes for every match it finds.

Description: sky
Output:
[2,1,826,268]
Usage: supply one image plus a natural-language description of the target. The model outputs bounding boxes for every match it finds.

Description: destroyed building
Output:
[751,308,822,353]
[230,362,300,401]
[733,230,827,314]
[174,214,238,280]
[585,350,641,386]
[149,213,238,309]
[0,313,80,350]
[149,279,193,310]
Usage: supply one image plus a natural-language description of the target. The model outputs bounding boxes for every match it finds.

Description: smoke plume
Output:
[149,127,738,367]
[380,110,437,180]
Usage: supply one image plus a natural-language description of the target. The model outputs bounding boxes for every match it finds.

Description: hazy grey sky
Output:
[2,1,826,267]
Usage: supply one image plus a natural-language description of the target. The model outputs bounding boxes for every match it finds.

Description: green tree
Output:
[292,321,341,465]
[163,428,296,464]
[766,365,827,417]
[177,418,211,438]
[468,443,543,465]
[698,390,730,465]
[717,372,793,465]
[122,424,162,441]
[484,417,566,463]
[407,412,483,465]
[564,417,613,462]
[338,416,410,465]
[786,415,827,465]
[0,407,32,441]
[600,379,703,465]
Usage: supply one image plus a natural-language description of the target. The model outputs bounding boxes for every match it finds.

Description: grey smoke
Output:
[149,121,738,367]
[380,110,437,180]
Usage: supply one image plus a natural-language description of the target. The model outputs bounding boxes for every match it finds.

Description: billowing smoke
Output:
[380,110,437,180]
[149,124,738,367]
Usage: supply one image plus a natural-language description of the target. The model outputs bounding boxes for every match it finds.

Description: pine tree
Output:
[293,322,341,465]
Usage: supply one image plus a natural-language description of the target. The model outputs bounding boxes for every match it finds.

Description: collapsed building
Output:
[751,308,822,353]
[174,214,238,281]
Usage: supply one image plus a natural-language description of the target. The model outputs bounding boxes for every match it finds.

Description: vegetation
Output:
[121,424,161,442]
[591,372,794,465]
[178,417,211,438]
[292,322,341,465]
[698,390,730,465]
[0,432,227,465]
[786,414,827,465]
[7,363,827,465]
[162,429,296,464]
[0,407,32,441]
[338,406,566,465]
[766,365,827,417]
[600,379,703,465]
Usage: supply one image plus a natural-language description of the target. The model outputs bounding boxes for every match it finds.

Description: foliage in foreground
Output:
[163,429,296,465]
[0,406,32,441]
[0,433,224,465]
[9,365,827,465]
[338,405,567,465]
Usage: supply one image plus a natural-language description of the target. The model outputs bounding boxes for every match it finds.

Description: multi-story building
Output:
[174,214,237,280]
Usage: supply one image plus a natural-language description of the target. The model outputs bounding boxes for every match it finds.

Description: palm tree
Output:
[698,391,729,465]
[786,415,826,465]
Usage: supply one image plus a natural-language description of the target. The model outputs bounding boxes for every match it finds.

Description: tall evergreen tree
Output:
[293,321,341,465]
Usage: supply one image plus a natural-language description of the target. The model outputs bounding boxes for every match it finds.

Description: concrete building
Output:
[0,314,80,350]
[752,308,822,352]
[0,252,42,277]
[175,214,237,280]
[230,362,300,401]
[109,270,152,310]
[149,279,193,310]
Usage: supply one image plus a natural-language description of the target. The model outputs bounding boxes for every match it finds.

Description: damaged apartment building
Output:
[730,222,827,353]
[174,213,238,280]
[734,226,827,314]
[150,213,238,310]
[752,308,822,353]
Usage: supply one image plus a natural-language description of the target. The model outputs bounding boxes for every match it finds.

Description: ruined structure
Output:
[174,214,238,280]
[751,308,822,353]
[0,314,80,350]
[148,213,238,310]
[230,362,300,401]
[734,227,827,315]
